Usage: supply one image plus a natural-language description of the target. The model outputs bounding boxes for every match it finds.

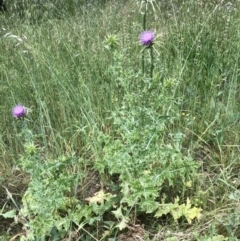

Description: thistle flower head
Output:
[12,105,26,118]
[140,30,155,46]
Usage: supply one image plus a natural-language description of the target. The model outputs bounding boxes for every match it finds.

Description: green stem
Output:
[143,10,146,31]
[142,5,147,76]
[142,48,145,76]
[150,45,154,80]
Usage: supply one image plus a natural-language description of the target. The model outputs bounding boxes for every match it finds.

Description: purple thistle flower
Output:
[140,30,155,46]
[12,105,26,118]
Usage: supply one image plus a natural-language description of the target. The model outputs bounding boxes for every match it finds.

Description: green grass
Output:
[1,0,240,240]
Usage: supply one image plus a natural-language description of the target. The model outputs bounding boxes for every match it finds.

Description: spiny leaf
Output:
[116,218,128,230]
[112,206,124,219]
[85,190,115,205]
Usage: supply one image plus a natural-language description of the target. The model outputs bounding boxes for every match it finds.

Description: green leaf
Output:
[166,238,178,241]
[1,209,16,218]
[211,235,228,241]
[85,190,115,205]
[116,218,128,231]
[112,207,124,219]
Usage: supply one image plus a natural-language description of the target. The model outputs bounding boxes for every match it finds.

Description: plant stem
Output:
[142,5,147,76]
[143,9,146,30]
[150,44,154,80]
[142,48,145,76]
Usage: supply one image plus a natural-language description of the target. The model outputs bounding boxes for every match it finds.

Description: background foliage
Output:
[1,0,240,240]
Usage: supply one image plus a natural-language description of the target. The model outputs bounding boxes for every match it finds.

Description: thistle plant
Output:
[138,0,157,79]
[11,105,99,240]
[140,30,155,79]
[93,0,201,232]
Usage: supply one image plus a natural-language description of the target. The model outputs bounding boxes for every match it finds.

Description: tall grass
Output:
[1,0,240,239]
[1,1,133,159]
